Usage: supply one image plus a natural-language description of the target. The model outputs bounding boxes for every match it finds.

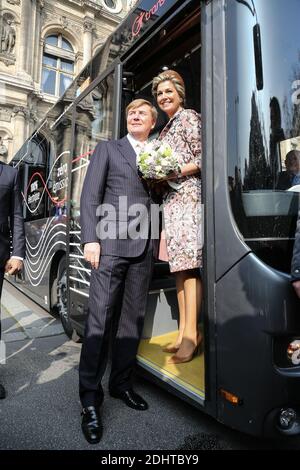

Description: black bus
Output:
[9,0,300,437]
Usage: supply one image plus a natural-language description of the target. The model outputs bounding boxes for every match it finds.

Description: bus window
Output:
[23,135,49,222]
[226,0,300,273]
[47,119,72,218]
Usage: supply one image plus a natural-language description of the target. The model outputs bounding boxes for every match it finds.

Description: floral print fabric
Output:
[159,109,202,273]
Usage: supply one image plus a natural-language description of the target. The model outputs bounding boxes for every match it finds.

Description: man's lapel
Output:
[117,136,139,175]
[0,162,4,178]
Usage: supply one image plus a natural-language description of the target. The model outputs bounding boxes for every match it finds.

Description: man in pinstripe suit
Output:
[79,99,158,444]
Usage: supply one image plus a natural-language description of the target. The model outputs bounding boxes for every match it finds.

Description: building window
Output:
[42,34,75,97]
[101,0,122,13]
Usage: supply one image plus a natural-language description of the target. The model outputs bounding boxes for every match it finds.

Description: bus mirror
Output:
[253,23,263,90]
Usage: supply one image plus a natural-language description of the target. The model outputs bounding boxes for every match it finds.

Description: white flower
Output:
[137,140,179,180]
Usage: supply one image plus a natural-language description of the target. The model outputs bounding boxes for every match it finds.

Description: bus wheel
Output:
[57,256,80,342]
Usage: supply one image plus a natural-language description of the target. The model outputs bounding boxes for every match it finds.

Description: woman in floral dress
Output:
[152,70,202,364]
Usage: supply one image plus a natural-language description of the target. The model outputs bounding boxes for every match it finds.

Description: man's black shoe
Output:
[0,383,6,399]
[81,406,102,444]
[110,388,148,411]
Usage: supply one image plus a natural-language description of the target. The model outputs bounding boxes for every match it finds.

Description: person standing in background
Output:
[0,161,25,398]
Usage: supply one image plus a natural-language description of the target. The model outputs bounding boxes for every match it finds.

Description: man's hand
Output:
[84,242,101,270]
[293,280,300,298]
[4,258,23,275]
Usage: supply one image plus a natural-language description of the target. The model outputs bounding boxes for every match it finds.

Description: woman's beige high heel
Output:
[162,344,180,353]
[167,333,203,364]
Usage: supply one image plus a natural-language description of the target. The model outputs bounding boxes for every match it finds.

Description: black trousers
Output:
[79,245,154,408]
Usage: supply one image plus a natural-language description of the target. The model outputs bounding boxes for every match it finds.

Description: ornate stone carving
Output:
[7,0,21,5]
[30,109,39,123]
[1,15,16,55]
[83,19,94,33]
[129,0,139,8]
[41,11,82,34]
[60,15,69,29]
[82,0,102,12]
[0,107,12,123]
[0,53,15,66]
[12,106,30,119]
[0,137,8,158]
[37,0,45,10]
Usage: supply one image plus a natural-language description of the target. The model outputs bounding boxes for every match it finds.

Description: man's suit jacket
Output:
[80,136,156,258]
[0,162,25,268]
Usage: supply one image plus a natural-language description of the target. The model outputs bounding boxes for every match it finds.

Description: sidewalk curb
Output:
[1,285,64,340]
[1,302,29,342]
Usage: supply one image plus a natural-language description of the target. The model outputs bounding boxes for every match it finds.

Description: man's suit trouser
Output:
[79,246,154,408]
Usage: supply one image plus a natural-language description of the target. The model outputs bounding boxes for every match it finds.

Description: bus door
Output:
[13,134,50,300]
[208,0,300,437]
[68,63,123,335]
[121,0,204,407]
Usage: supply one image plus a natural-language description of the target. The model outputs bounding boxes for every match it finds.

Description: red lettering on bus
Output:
[132,11,145,37]
[151,4,159,15]
[132,0,166,38]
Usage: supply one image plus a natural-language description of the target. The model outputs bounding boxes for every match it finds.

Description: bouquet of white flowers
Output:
[137,139,179,180]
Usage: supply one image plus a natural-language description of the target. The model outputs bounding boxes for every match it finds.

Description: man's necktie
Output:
[135,142,144,154]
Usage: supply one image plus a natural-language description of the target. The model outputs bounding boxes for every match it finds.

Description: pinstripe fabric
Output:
[79,248,154,407]
[79,136,155,407]
[0,163,25,265]
[80,136,152,257]
[0,163,25,341]
[0,270,3,339]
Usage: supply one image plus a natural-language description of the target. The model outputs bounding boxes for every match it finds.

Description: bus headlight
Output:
[278,408,297,430]
[287,339,300,365]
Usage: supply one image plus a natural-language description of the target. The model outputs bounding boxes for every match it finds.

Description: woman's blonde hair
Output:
[152,69,185,104]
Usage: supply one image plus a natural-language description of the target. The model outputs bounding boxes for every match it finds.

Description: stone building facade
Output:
[0,0,137,162]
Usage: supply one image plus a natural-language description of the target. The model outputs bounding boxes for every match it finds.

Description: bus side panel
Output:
[12,215,67,310]
[215,253,300,436]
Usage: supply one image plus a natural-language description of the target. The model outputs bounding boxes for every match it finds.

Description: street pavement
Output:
[1,280,300,451]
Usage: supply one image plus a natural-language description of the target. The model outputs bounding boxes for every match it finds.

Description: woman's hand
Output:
[158,171,178,181]
[160,163,200,181]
